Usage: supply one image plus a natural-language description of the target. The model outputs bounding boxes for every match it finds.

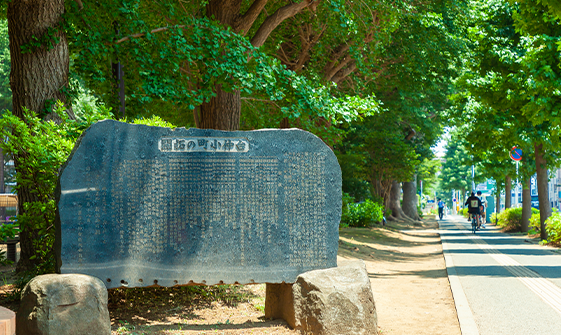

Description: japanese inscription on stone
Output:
[55,120,341,288]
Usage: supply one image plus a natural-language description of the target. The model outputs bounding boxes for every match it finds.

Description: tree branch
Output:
[325,55,353,81]
[331,61,357,84]
[73,0,84,11]
[277,45,296,67]
[292,23,326,72]
[323,43,351,80]
[250,0,314,47]
[235,0,269,34]
[241,97,281,110]
[115,25,186,44]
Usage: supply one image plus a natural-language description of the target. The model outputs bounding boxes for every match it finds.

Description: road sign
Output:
[510,146,522,161]
[453,198,456,202]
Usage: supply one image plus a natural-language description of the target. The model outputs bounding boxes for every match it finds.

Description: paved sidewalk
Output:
[440,214,561,335]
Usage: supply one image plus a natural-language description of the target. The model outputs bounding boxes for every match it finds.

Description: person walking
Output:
[437,198,445,220]
[476,190,487,228]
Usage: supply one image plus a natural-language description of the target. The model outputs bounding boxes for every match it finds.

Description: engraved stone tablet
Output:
[55,120,341,288]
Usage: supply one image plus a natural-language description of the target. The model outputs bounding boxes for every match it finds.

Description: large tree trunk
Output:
[521,178,531,233]
[495,188,501,224]
[388,180,409,221]
[402,178,421,222]
[201,1,252,130]
[202,0,313,130]
[505,175,512,209]
[368,178,392,218]
[199,86,241,130]
[8,0,71,273]
[535,143,551,240]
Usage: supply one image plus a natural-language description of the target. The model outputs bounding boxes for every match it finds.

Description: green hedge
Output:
[528,210,561,245]
[341,195,384,228]
[529,211,541,233]
[491,207,561,244]
[496,207,523,231]
[496,207,539,232]
[545,212,561,245]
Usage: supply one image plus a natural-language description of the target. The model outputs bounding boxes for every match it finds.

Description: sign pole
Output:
[516,161,519,207]
[510,146,523,207]
[472,164,475,192]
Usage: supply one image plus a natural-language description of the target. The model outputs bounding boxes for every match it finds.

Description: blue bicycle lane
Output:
[439,214,561,335]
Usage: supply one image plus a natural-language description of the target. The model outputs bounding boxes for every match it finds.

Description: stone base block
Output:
[265,283,295,327]
[265,260,377,335]
[0,306,15,335]
[17,274,110,335]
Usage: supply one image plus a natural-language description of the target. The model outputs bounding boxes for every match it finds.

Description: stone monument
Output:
[55,120,341,288]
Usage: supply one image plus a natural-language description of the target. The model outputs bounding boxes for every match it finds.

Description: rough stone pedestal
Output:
[0,306,15,335]
[265,260,377,335]
[17,274,110,335]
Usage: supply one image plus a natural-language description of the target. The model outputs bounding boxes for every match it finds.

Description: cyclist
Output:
[464,192,482,229]
[476,191,487,228]
[437,198,445,220]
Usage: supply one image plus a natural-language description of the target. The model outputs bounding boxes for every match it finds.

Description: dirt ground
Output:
[0,215,460,334]
[338,217,460,335]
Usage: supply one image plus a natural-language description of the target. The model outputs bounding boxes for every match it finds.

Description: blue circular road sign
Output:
[510,147,522,161]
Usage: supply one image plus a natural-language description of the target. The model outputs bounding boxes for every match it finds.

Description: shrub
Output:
[545,212,561,245]
[0,102,173,276]
[341,198,384,227]
[339,193,355,228]
[528,209,541,234]
[461,208,468,217]
[496,207,523,232]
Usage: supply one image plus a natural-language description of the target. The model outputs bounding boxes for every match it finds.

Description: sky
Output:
[432,128,450,158]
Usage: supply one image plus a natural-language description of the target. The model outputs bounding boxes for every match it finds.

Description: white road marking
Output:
[445,220,561,317]
[471,235,561,315]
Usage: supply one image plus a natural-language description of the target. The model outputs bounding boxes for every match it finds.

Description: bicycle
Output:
[471,214,477,234]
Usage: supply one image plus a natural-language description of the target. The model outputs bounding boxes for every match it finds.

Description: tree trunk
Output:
[201,1,244,130]
[202,0,312,131]
[505,175,512,209]
[495,188,501,224]
[8,0,71,273]
[279,117,290,129]
[8,0,72,119]
[535,143,551,240]
[402,179,421,222]
[199,86,241,130]
[521,178,531,233]
[388,181,404,219]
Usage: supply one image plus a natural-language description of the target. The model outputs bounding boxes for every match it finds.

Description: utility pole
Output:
[472,164,475,192]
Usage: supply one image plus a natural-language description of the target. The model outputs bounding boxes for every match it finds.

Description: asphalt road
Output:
[439,214,561,335]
